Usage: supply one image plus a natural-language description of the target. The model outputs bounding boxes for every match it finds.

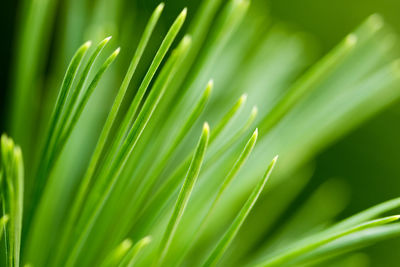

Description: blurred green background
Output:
[270,0,400,265]
[1,0,400,265]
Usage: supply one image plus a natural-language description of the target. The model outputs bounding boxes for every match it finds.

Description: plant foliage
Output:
[2,0,400,266]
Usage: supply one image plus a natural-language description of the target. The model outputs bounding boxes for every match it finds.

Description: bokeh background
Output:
[1,0,400,266]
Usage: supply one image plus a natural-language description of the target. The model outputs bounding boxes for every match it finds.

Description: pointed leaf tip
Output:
[83,41,92,48]
[345,34,357,46]
[205,82,213,96]
[181,7,188,17]
[157,2,165,12]
[253,128,258,137]
[142,236,152,244]
[367,13,384,31]
[113,47,121,56]
[182,35,192,44]
[240,93,248,104]
[251,106,258,115]
[122,239,133,248]
[203,122,210,134]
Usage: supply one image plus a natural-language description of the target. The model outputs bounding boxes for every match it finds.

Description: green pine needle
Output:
[158,122,210,266]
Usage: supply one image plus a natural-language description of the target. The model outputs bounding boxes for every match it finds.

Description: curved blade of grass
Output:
[82,2,164,190]
[294,223,400,266]
[49,36,112,163]
[128,80,213,219]
[36,41,91,174]
[53,47,120,162]
[204,106,258,169]
[115,80,213,242]
[28,41,91,226]
[51,5,164,265]
[203,128,258,223]
[75,41,184,236]
[12,146,24,267]
[0,215,9,242]
[177,128,258,265]
[1,135,24,267]
[84,7,188,208]
[259,34,358,134]
[178,0,249,102]
[157,122,210,266]
[65,36,192,267]
[210,93,247,143]
[100,239,132,267]
[27,47,119,244]
[130,93,248,236]
[257,215,400,267]
[109,7,187,155]
[119,236,152,267]
[202,155,278,267]
[328,196,400,233]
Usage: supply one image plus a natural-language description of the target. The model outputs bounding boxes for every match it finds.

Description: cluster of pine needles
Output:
[2,0,400,266]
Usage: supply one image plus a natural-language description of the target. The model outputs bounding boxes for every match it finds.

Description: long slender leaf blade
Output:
[257,215,400,267]
[52,5,165,265]
[100,239,132,267]
[202,155,278,267]
[158,122,210,266]
[119,236,152,267]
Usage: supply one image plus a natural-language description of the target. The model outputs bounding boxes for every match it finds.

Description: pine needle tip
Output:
[203,122,210,134]
[345,34,357,46]
[83,41,92,48]
[157,2,165,12]
[368,13,384,31]
[253,128,258,137]
[114,47,121,55]
[239,93,248,104]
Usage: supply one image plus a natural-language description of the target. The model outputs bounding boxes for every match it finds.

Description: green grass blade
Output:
[259,34,357,134]
[51,5,164,265]
[26,47,119,242]
[205,128,258,220]
[65,36,192,267]
[0,135,24,267]
[295,223,400,266]
[54,47,121,162]
[210,93,247,143]
[205,106,258,167]
[12,146,24,267]
[157,122,210,266]
[49,36,112,161]
[119,236,152,267]
[27,41,91,230]
[110,7,187,153]
[128,80,213,221]
[100,239,132,267]
[258,215,400,267]
[85,8,188,207]
[328,196,400,233]
[37,41,92,173]
[0,215,9,242]
[80,2,164,190]
[131,93,250,235]
[177,128,258,265]
[202,155,278,267]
